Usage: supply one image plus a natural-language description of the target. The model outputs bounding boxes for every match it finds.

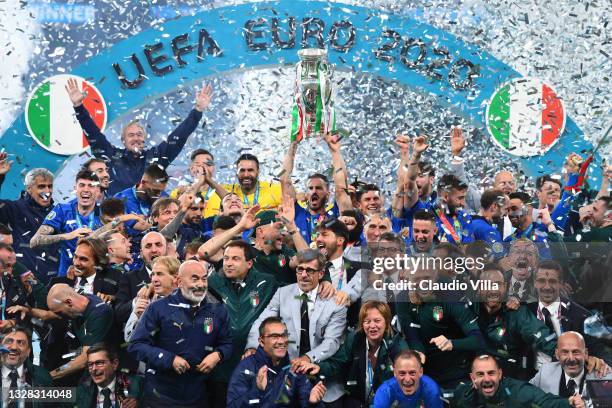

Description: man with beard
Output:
[205,239,278,408]
[129,260,233,408]
[0,165,59,285]
[114,231,167,326]
[504,191,550,243]
[225,153,282,212]
[46,284,115,381]
[280,132,353,245]
[373,350,442,408]
[470,264,557,379]
[31,170,102,277]
[502,239,539,303]
[0,327,53,408]
[227,317,327,407]
[453,354,584,407]
[76,344,142,408]
[67,78,213,196]
[171,148,225,218]
[338,209,365,261]
[81,158,110,201]
[554,196,612,242]
[408,210,438,255]
[531,332,612,402]
[395,264,485,389]
[470,189,505,244]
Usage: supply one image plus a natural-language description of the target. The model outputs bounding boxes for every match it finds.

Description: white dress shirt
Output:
[75,273,96,295]
[2,364,26,408]
[538,300,562,336]
[298,286,318,318]
[96,377,117,408]
[328,256,347,290]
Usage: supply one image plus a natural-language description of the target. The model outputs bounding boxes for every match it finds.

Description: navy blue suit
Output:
[74,104,203,196]
[128,289,233,405]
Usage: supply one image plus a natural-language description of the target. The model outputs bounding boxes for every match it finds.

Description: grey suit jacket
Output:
[530,361,612,400]
[246,283,347,402]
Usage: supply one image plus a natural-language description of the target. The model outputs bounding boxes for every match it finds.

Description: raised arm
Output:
[392,135,412,217]
[66,77,117,158]
[279,193,308,253]
[154,84,212,167]
[280,141,298,200]
[30,224,91,248]
[597,164,611,199]
[324,132,352,212]
[197,204,260,260]
[449,127,481,212]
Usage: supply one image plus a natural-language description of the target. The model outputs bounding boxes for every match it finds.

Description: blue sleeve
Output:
[42,204,64,232]
[226,360,265,408]
[0,198,17,225]
[149,109,202,168]
[422,377,444,408]
[215,305,234,360]
[551,173,579,232]
[74,104,118,159]
[372,381,393,408]
[296,374,319,408]
[127,303,175,371]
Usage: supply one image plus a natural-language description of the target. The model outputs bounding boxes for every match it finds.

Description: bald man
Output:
[115,231,167,325]
[531,331,612,401]
[46,284,114,381]
[128,261,233,407]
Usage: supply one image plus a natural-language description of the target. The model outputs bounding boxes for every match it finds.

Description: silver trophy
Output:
[292,48,335,141]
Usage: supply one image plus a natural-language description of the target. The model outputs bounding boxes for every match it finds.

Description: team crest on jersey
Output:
[203,317,213,334]
[496,327,506,338]
[249,291,260,307]
[278,256,286,268]
[46,210,56,220]
[432,306,444,322]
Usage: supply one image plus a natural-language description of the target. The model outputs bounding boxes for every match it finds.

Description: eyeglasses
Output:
[296,267,320,275]
[87,360,109,369]
[263,332,289,340]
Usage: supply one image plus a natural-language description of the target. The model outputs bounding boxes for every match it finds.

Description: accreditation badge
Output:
[249,291,260,307]
[496,326,506,338]
[278,255,286,268]
[432,306,444,322]
[203,317,213,334]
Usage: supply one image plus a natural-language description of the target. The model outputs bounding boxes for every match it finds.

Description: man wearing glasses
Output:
[245,249,347,404]
[76,343,142,408]
[227,317,326,407]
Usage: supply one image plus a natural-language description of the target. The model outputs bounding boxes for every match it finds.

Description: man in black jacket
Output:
[66,78,213,196]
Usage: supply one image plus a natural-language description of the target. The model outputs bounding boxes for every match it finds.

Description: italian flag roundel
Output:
[486,77,566,157]
[25,74,107,156]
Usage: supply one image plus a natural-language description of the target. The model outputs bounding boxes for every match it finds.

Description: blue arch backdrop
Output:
[0,0,600,198]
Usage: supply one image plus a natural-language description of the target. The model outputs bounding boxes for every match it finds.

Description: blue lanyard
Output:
[242,183,260,207]
[132,187,149,215]
[366,357,374,390]
[204,187,214,201]
[75,210,95,229]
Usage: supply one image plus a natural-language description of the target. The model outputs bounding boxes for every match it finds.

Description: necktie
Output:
[512,281,522,296]
[567,379,577,396]
[76,277,87,294]
[541,307,555,334]
[232,280,242,294]
[385,278,396,316]
[300,293,311,355]
[7,370,18,408]
[101,387,112,408]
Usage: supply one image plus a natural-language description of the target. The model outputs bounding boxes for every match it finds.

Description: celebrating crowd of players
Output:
[0,81,609,407]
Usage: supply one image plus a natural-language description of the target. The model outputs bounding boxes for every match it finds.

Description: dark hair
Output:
[0,223,11,236]
[259,316,286,337]
[0,242,14,253]
[190,148,214,162]
[435,242,464,259]
[100,198,125,218]
[235,153,260,169]
[86,343,118,362]
[75,169,100,184]
[538,259,564,281]
[76,237,108,266]
[184,238,205,256]
[1,326,32,343]
[307,173,329,187]
[219,193,240,213]
[81,158,106,172]
[480,189,505,210]
[316,217,349,244]
[143,164,169,184]
[378,232,406,253]
[464,240,491,259]
[480,263,505,280]
[536,175,562,191]
[471,354,500,371]
[224,239,255,261]
[417,161,435,177]
[296,249,327,271]
[355,183,380,202]
[394,349,423,367]
[212,215,237,231]
[597,195,612,210]
[508,191,532,204]
[437,174,467,193]
[413,209,436,223]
